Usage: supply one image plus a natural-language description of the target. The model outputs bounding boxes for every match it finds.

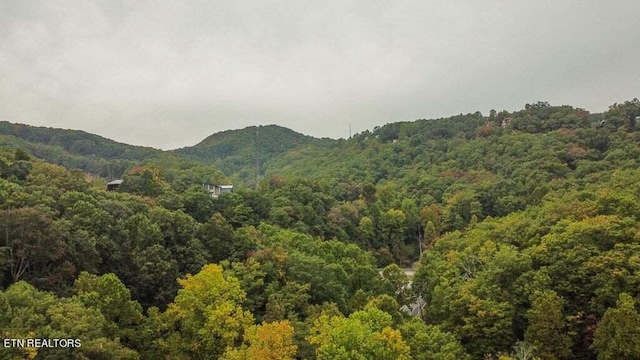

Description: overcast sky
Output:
[1,1,639,149]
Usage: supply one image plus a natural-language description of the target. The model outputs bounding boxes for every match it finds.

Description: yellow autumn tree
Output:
[223,320,297,360]
[160,264,254,360]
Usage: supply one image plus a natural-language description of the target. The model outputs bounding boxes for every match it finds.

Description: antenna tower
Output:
[255,127,260,189]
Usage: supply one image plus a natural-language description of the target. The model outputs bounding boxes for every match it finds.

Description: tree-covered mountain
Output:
[0,121,163,160]
[0,121,166,179]
[0,121,237,186]
[2,98,640,359]
[0,121,328,185]
[172,124,328,185]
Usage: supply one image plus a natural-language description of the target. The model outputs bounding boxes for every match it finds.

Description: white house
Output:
[201,183,233,198]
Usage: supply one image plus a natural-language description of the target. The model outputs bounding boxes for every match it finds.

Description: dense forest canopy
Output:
[1,98,640,359]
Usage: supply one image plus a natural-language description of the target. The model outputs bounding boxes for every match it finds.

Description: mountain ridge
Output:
[1,99,637,184]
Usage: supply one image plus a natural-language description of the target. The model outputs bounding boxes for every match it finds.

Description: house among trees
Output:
[400,295,426,317]
[106,179,123,191]
[201,183,233,198]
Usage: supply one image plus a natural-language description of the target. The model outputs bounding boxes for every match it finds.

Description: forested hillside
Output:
[1,99,640,359]
[0,121,166,179]
[172,124,325,185]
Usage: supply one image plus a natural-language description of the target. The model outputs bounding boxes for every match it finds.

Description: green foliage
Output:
[119,165,168,197]
[380,264,414,306]
[525,290,572,359]
[0,281,139,359]
[174,124,314,184]
[73,272,143,326]
[592,293,640,359]
[0,120,166,179]
[308,306,411,360]
[0,148,32,182]
[199,213,254,263]
[399,319,470,360]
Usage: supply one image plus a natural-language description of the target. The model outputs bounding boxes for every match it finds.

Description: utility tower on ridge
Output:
[255,126,260,189]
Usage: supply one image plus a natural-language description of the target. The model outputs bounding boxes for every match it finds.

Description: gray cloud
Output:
[1,0,639,149]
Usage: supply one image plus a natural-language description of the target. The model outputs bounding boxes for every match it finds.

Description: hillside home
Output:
[400,295,426,317]
[106,179,123,191]
[202,183,233,198]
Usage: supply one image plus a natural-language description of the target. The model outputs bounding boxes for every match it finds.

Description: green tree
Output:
[525,290,572,359]
[182,185,215,223]
[45,300,140,359]
[199,212,254,263]
[224,257,268,321]
[148,207,207,275]
[381,264,414,306]
[379,209,407,263]
[424,220,437,246]
[0,281,139,360]
[0,148,32,181]
[0,207,65,284]
[119,165,167,197]
[357,216,375,248]
[399,319,470,360]
[308,307,411,360]
[592,293,640,359]
[73,272,142,322]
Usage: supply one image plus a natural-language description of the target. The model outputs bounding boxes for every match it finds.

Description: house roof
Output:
[400,296,426,317]
[107,179,124,185]
[201,183,233,188]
